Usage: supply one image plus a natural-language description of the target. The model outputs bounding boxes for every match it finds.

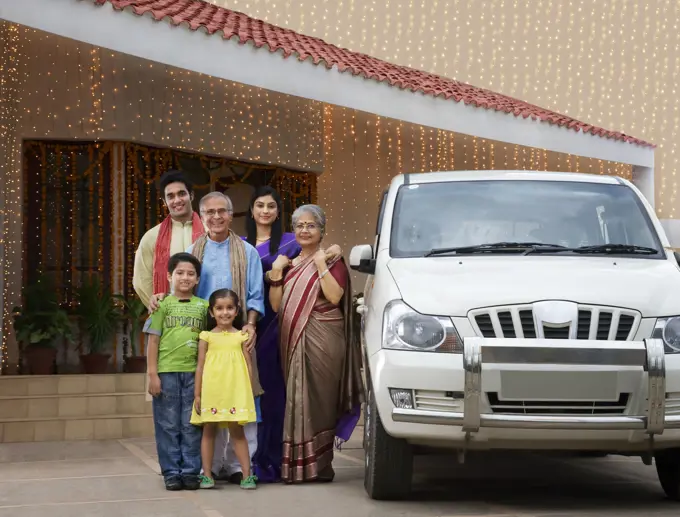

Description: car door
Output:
[360,189,388,357]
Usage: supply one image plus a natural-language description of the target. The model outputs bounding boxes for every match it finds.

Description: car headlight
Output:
[652,317,680,354]
[382,300,462,353]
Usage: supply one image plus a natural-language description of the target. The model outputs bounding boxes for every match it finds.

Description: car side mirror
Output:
[350,244,375,274]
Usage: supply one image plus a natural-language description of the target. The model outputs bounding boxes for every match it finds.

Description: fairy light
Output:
[0,23,328,367]
[6,2,680,361]
[208,0,676,205]
[0,22,24,372]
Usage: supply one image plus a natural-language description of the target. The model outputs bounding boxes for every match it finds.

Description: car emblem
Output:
[532,301,579,339]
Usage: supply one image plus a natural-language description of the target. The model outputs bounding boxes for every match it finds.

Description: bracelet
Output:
[267,272,284,287]
[264,271,283,282]
[319,268,329,279]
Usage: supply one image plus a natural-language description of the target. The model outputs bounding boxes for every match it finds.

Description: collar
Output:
[170,217,195,227]
[207,235,230,247]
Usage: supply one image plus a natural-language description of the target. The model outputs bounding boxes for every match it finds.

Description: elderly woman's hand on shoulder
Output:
[314,249,328,269]
[271,254,290,273]
[324,244,342,262]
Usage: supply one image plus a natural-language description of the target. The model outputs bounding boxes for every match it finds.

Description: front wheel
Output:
[655,448,680,500]
[364,382,413,500]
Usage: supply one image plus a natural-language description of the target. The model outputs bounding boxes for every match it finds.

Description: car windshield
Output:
[390,179,663,258]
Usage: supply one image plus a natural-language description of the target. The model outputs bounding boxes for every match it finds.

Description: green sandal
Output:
[240,475,258,490]
[199,475,215,489]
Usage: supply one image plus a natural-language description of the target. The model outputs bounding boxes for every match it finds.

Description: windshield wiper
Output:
[424,242,659,257]
[424,242,567,257]
[571,244,659,255]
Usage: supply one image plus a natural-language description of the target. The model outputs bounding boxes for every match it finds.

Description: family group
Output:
[132,171,364,491]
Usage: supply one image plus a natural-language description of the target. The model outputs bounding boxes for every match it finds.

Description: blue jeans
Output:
[152,372,202,482]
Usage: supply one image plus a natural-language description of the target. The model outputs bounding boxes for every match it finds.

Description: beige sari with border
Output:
[279,256,364,483]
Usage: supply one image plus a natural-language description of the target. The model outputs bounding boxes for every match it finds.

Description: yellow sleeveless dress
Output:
[190,330,256,427]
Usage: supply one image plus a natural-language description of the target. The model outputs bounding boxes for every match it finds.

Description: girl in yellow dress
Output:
[191,289,257,490]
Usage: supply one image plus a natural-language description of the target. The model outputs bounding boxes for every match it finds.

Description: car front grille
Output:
[470,304,639,341]
[487,392,630,415]
[414,390,463,413]
[666,393,680,416]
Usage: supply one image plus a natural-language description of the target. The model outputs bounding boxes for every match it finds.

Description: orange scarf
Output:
[152,213,204,295]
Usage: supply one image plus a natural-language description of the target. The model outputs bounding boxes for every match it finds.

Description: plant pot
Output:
[124,355,147,373]
[79,353,111,374]
[25,345,57,375]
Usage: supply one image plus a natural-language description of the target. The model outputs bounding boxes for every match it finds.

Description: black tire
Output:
[364,381,413,500]
[655,448,680,501]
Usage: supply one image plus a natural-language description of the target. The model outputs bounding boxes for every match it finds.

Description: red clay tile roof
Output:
[93,0,654,148]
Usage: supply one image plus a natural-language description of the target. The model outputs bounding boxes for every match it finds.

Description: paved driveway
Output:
[0,427,678,517]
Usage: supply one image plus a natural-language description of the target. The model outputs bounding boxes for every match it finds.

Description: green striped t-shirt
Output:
[146,295,209,373]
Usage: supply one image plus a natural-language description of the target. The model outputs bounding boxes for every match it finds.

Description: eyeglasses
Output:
[201,208,232,218]
[294,223,319,232]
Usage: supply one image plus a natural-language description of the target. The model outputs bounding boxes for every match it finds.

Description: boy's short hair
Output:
[167,252,202,277]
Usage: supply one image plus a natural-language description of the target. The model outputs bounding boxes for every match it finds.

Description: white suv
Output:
[350,170,680,501]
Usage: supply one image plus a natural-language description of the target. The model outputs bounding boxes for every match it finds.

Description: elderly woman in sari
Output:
[269,204,364,484]
[243,187,343,483]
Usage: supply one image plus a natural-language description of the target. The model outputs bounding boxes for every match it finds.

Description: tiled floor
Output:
[0,428,679,517]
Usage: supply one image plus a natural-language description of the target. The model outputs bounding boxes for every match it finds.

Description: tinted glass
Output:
[390,180,662,258]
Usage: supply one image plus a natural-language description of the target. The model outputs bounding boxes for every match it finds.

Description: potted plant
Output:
[12,275,74,375]
[74,277,121,374]
[114,293,148,373]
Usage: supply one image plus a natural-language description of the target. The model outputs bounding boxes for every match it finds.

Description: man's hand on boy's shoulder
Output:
[148,292,168,313]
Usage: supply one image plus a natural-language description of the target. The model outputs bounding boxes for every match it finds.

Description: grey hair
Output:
[292,204,326,235]
[199,191,234,212]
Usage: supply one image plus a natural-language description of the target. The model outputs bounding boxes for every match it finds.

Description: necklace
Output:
[294,248,319,265]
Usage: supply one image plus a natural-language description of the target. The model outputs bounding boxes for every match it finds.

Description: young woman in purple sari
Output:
[244,186,341,482]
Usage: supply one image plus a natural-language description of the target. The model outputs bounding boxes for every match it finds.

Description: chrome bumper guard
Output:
[391,338,680,434]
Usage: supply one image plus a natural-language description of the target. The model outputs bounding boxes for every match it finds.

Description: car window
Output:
[390,180,662,258]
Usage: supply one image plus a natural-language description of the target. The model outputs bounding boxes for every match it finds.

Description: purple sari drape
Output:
[245,233,301,483]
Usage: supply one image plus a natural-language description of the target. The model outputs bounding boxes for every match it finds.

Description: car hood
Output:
[386,255,680,317]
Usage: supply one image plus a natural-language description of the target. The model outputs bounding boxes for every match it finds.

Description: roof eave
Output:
[0,0,654,167]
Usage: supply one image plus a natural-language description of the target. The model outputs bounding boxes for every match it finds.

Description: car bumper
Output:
[371,338,680,449]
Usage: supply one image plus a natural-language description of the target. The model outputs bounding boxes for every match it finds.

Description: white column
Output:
[631,163,680,249]
[632,165,655,209]
[660,219,680,250]
[111,142,126,369]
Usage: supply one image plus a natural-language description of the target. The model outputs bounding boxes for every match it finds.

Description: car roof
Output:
[393,170,625,187]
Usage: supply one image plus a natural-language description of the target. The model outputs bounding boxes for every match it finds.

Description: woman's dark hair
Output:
[207,288,243,329]
[160,170,194,199]
[246,186,283,255]
[167,252,202,277]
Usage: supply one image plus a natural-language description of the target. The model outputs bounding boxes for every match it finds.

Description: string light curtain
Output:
[123,142,316,298]
[0,23,25,373]
[318,106,632,258]
[211,0,674,216]
[22,140,317,309]
[23,141,114,307]
[1,20,639,372]
[0,23,324,372]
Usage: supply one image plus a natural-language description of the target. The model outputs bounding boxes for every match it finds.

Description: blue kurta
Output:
[187,237,265,317]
